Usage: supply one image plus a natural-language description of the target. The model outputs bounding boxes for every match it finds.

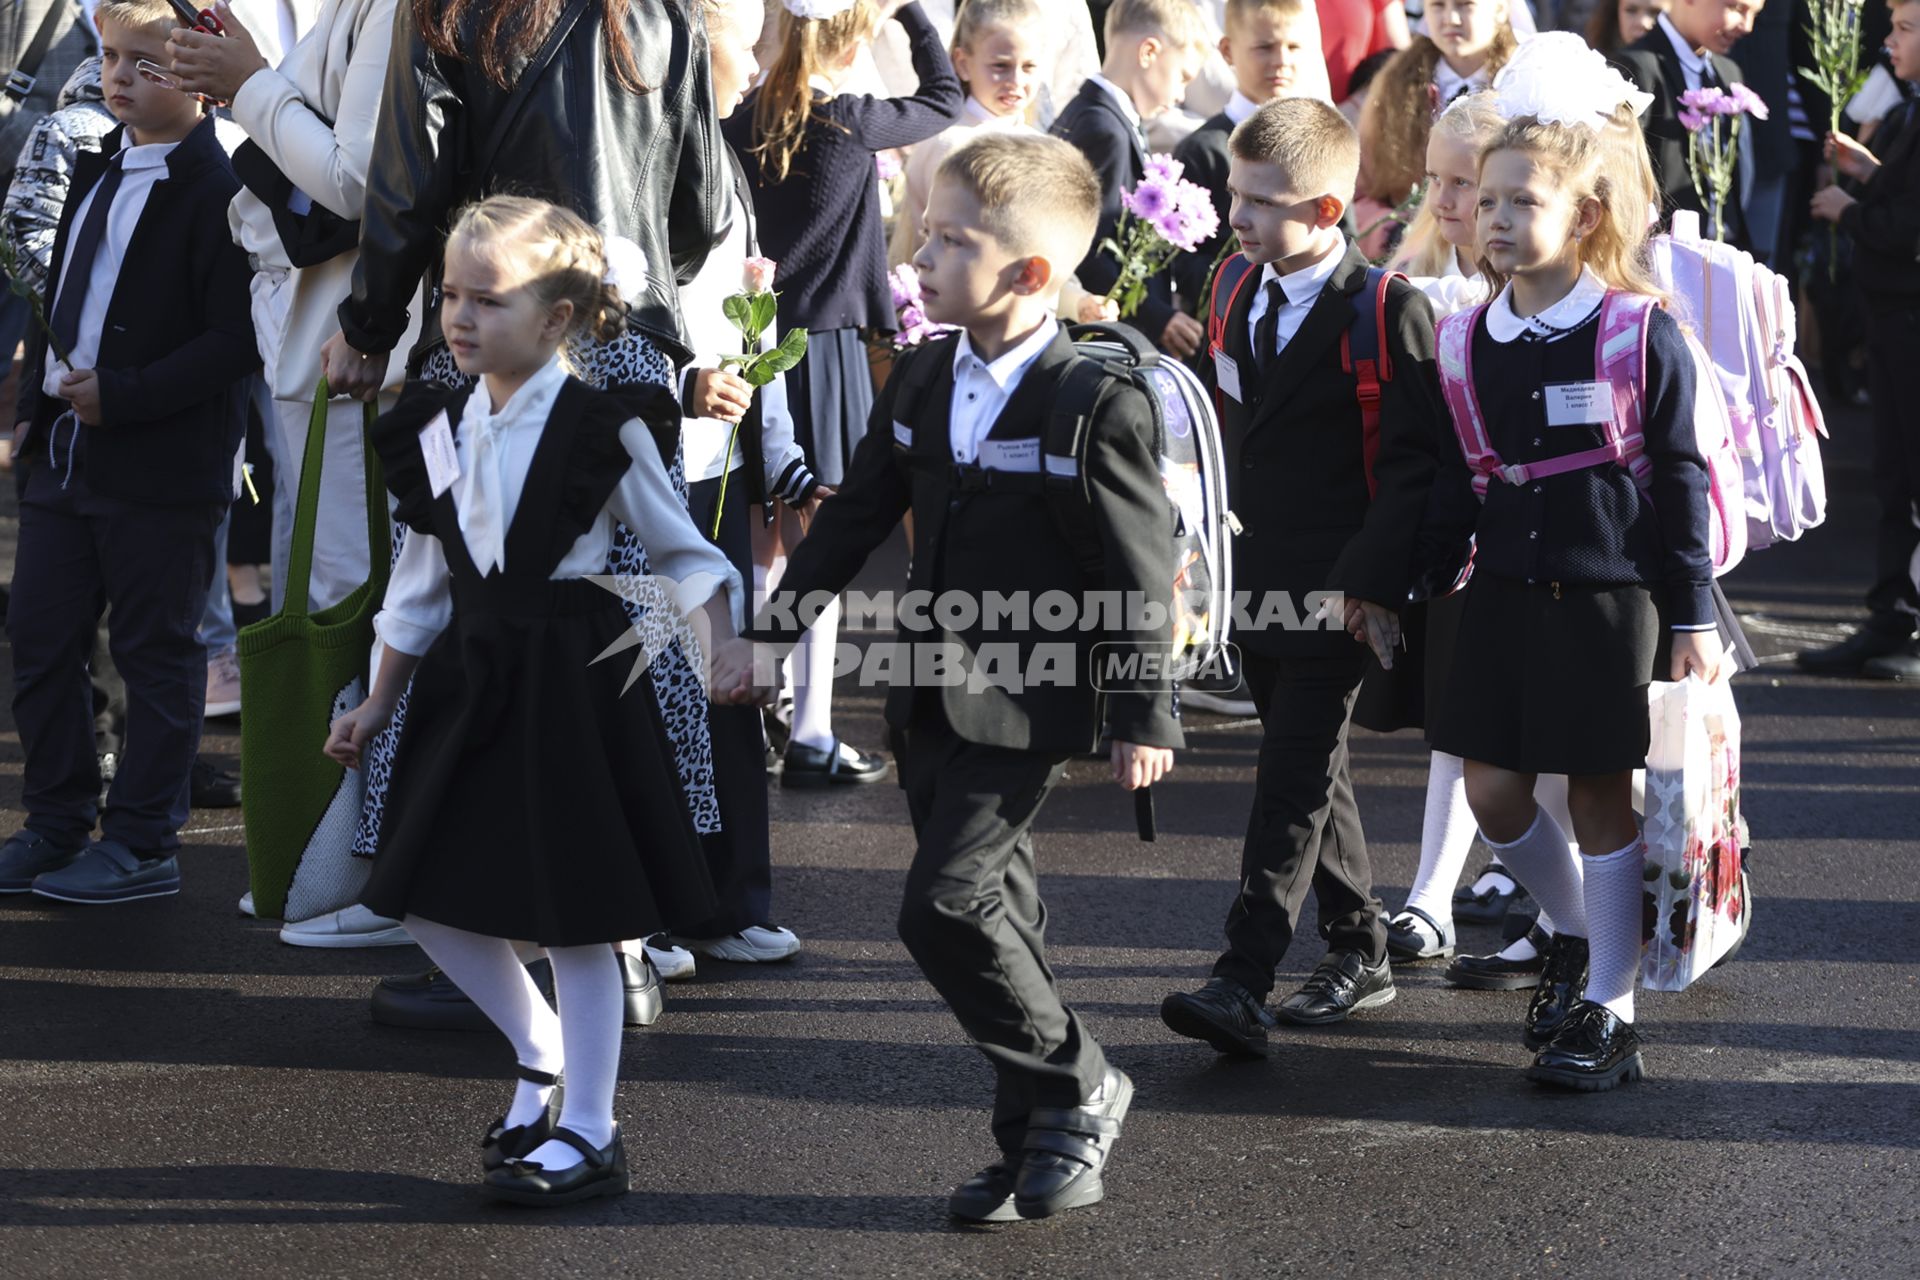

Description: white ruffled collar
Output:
[1485,268,1608,344]
[463,353,569,434]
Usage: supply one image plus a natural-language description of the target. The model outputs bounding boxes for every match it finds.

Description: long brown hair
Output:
[413,0,648,93]
[1358,29,1518,202]
[752,0,882,185]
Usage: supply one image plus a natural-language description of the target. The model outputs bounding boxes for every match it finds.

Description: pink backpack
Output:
[1434,292,1748,577]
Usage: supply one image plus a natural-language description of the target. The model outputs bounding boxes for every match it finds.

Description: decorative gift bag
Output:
[238,384,387,921]
[1641,675,1752,991]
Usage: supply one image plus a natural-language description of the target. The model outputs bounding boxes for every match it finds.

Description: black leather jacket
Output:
[340,0,728,369]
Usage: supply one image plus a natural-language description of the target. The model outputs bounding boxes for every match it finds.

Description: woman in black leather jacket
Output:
[323,0,729,391]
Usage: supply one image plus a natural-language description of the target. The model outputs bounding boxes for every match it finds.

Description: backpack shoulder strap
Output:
[887,335,959,462]
[1435,304,1499,500]
[1042,351,1126,574]
[1207,252,1258,359]
[1595,291,1656,490]
[1341,267,1405,498]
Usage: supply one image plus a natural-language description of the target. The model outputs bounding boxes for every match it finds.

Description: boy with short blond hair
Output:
[1050,0,1209,357]
[749,130,1181,1223]
[1158,96,1446,1056]
[0,0,258,904]
[1174,0,1325,302]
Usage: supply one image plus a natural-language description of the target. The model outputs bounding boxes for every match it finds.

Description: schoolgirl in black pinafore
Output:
[359,378,717,945]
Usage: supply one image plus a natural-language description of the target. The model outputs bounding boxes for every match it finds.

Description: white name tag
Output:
[1545,380,1612,427]
[422,410,461,497]
[1213,348,1244,403]
[892,419,912,446]
[978,438,1040,473]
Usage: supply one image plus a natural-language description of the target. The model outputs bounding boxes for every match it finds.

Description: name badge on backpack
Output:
[422,410,462,497]
[1213,348,1245,403]
[1544,381,1612,427]
[978,438,1041,473]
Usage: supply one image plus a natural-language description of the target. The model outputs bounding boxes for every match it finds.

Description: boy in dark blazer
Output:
[0,1,257,904]
[750,133,1181,1224]
[1158,97,1444,1057]
[1051,0,1207,358]
[1611,0,1767,252]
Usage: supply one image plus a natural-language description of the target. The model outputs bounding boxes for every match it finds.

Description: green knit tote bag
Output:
[238,383,387,921]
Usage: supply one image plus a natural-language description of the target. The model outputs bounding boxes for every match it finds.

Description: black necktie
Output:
[1253,281,1284,374]
[1698,59,1723,92]
[49,154,126,359]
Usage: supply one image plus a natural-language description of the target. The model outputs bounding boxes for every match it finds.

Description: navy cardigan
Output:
[723,2,960,335]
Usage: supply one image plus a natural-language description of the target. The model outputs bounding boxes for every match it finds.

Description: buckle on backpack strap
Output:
[4,70,35,102]
[1497,463,1532,486]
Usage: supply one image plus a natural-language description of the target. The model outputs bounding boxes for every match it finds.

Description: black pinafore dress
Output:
[359,381,717,944]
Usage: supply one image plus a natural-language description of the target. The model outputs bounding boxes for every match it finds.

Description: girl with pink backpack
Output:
[1408,107,1723,1093]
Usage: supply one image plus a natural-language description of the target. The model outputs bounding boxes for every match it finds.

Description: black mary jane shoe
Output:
[1274,951,1396,1026]
[1159,976,1276,1058]
[1522,934,1589,1051]
[1385,905,1456,963]
[948,1159,1021,1223]
[482,1126,629,1206]
[1453,862,1522,925]
[1013,1067,1133,1219]
[481,1066,563,1172]
[780,736,889,788]
[1526,1000,1646,1092]
[1447,925,1551,991]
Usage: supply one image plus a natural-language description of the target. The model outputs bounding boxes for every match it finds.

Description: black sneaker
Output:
[1160,976,1276,1057]
[1526,1000,1645,1091]
[1274,951,1396,1025]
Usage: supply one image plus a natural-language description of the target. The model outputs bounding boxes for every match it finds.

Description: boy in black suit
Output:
[1158,97,1444,1057]
[1612,0,1768,251]
[1051,0,1207,358]
[749,132,1181,1223]
[1172,0,1323,305]
[0,1,257,904]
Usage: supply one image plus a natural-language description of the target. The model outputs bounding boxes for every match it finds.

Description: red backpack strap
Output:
[1340,268,1404,498]
[1207,253,1257,357]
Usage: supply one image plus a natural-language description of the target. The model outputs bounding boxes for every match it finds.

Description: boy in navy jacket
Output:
[1158,97,1445,1056]
[0,1,258,904]
[750,133,1180,1223]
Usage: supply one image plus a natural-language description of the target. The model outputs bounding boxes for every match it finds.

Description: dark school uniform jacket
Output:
[1611,27,1758,252]
[1172,110,1235,308]
[749,328,1184,756]
[1838,99,1920,308]
[15,116,258,506]
[1050,80,1178,345]
[1204,242,1447,659]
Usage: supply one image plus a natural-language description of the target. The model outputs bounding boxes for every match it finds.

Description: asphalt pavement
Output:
[0,400,1915,1278]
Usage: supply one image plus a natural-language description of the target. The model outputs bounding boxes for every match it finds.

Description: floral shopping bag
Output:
[1641,675,1752,991]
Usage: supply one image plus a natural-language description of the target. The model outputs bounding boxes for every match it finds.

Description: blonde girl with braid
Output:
[326,196,770,1206]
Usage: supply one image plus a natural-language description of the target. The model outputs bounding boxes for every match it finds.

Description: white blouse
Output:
[374,355,746,658]
[1409,247,1492,318]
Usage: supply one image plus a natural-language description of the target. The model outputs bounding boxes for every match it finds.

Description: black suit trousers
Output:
[1864,305,1920,628]
[1212,648,1386,997]
[896,716,1106,1155]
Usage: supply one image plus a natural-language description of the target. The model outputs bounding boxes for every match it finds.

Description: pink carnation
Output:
[741,256,778,294]
[1143,152,1184,184]
[1126,178,1173,223]
[1727,83,1769,120]
[1678,107,1710,132]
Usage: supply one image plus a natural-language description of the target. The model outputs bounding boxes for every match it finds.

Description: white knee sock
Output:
[1483,808,1587,938]
[1534,773,1582,856]
[789,594,841,753]
[1404,751,1477,927]
[1581,840,1646,1021]
[524,943,624,1169]
[404,917,562,1127]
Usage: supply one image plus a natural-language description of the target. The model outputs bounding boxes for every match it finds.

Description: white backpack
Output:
[1649,212,1828,549]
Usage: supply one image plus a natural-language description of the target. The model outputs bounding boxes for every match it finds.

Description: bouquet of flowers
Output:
[1678,84,1768,244]
[1099,155,1219,318]
[888,263,951,348]
[711,256,809,535]
[1801,0,1874,276]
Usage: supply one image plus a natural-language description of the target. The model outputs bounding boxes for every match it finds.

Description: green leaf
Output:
[722,293,754,339]
[750,292,778,341]
[744,327,809,384]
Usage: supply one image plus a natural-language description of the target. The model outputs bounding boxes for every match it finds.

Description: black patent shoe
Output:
[1447,925,1551,991]
[781,736,889,787]
[619,950,663,1027]
[481,1065,563,1172]
[1159,976,1275,1057]
[1522,934,1589,1050]
[483,1127,629,1206]
[1526,1001,1645,1091]
[1013,1067,1133,1219]
[1385,905,1456,963]
[371,959,554,1032]
[1453,862,1521,925]
[948,1159,1021,1223]
[1274,951,1396,1026]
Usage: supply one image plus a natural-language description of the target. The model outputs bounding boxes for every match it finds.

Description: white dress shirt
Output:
[374,354,745,658]
[948,318,1059,465]
[1223,89,1262,126]
[1432,59,1493,108]
[1484,267,1607,345]
[1657,13,1711,93]
[42,133,180,398]
[1245,235,1347,359]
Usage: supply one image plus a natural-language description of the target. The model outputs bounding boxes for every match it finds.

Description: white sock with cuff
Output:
[1403,751,1477,930]
[1482,808,1587,939]
[1581,839,1647,1021]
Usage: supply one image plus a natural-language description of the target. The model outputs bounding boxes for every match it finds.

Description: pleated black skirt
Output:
[783,326,875,488]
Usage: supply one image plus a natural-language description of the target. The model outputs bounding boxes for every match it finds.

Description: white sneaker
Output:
[205,648,242,718]
[279,903,413,949]
[641,932,697,982]
[679,924,802,963]
[238,890,256,917]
